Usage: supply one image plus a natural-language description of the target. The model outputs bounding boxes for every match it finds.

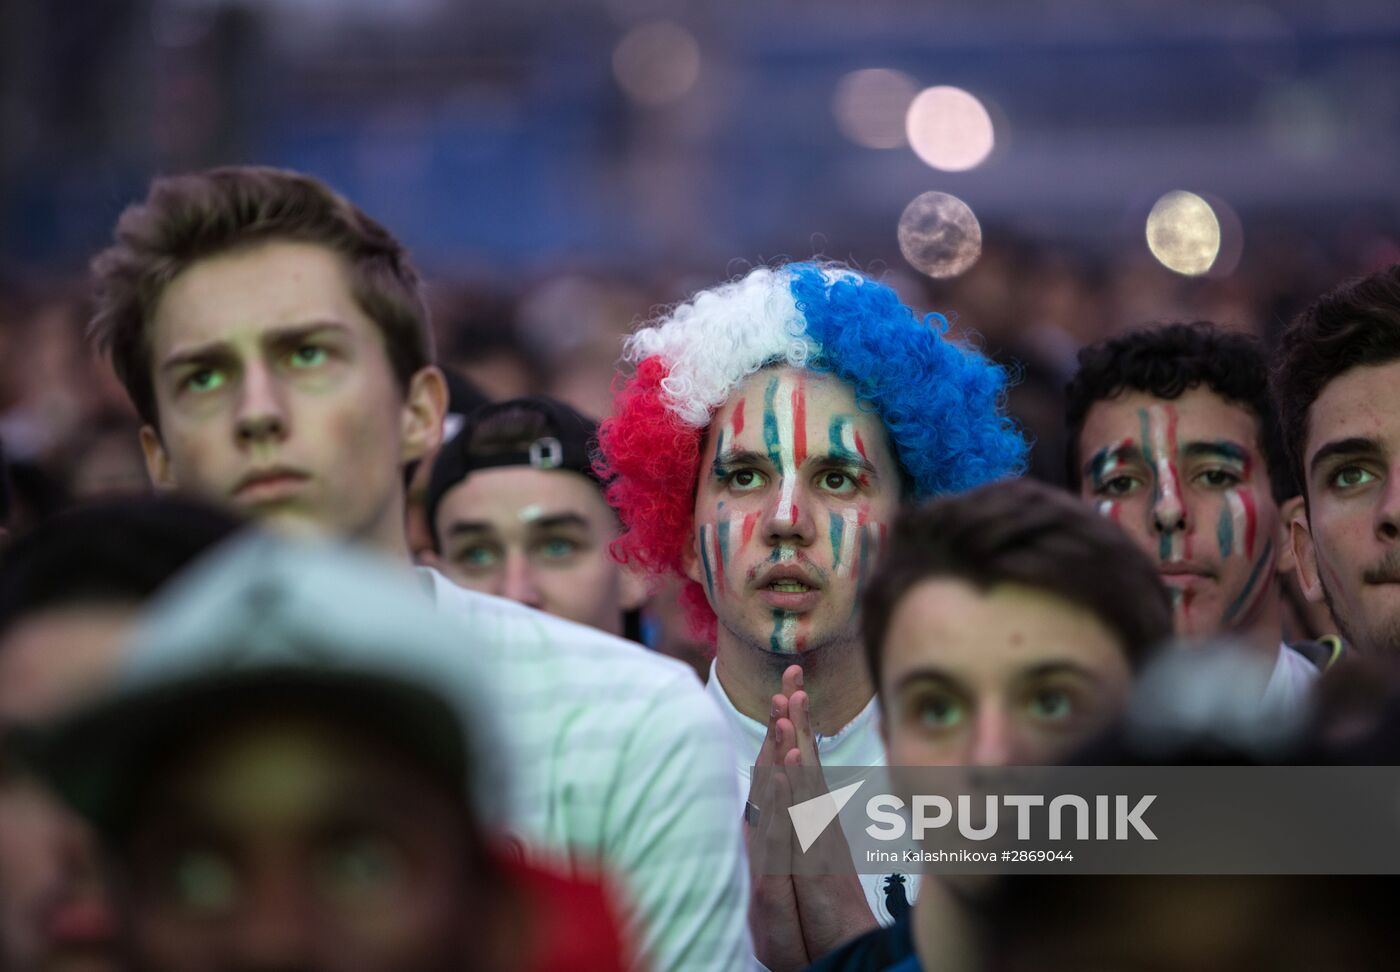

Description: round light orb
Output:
[832,68,918,149]
[898,191,983,279]
[905,86,995,172]
[612,21,701,107]
[1146,191,1222,277]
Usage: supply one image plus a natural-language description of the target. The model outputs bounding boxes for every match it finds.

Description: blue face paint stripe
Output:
[1223,538,1275,624]
[716,518,731,577]
[829,511,845,573]
[1216,503,1234,559]
[698,527,715,599]
[770,610,784,653]
[1158,532,1172,561]
[763,374,782,468]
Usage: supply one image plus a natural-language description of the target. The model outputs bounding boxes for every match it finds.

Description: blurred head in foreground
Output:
[0,496,244,972]
[12,535,626,972]
[864,478,1172,767]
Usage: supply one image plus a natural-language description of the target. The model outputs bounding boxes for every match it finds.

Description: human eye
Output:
[454,543,499,571]
[1329,464,1379,491]
[1095,474,1140,498]
[182,367,226,394]
[1026,687,1075,723]
[536,536,581,561]
[817,469,858,495]
[725,468,767,492]
[911,690,964,733]
[318,832,405,903]
[167,847,240,915]
[1194,467,1242,490]
[289,343,329,368]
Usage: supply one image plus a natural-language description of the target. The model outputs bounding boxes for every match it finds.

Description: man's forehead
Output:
[1305,360,1400,462]
[440,466,612,529]
[1082,388,1262,451]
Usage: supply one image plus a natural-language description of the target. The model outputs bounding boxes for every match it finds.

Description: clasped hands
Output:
[745,664,877,971]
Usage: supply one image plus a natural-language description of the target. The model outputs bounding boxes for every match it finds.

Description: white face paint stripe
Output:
[836,509,860,578]
[840,420,859,458]
[1095,499,1115,519]
[773,372,798,525]
[1227,490,1247,557]
[777,614,798,651]
[776,547,796,563]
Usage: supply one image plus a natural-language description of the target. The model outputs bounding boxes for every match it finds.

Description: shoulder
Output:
[802,918,915,972]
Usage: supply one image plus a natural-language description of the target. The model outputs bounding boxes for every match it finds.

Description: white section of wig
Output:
[622,265,818,427]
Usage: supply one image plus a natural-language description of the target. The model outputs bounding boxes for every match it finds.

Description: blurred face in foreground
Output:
[0,604,136,972]
[117,709,491,972]
[879,580,1132,766]
[432,467,645,636]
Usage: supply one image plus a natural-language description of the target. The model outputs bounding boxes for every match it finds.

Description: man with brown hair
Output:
[86,166,750,971]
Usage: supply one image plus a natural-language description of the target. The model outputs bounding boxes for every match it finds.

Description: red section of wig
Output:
[595,356,717,644]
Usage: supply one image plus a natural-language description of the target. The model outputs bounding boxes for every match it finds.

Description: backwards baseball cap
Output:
[425,395,603,545]
[12,532,509,839]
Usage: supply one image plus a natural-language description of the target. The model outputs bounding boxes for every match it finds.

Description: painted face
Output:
[687,366,901,655]
[880,580,1132,767]
[1077,388,1283,641]
[432,467,645,636]
[1295,360,1400,654]
[142,240,441,552]
[0,605,135,972]
[121,711,482,972]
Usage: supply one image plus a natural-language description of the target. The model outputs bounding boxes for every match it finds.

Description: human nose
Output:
[967,704,1016,767]
[1374,465,1400,543]
[762,474,817,549]
[1150,465,1189,538]
[499,550,544,610]
[234,361,289,447]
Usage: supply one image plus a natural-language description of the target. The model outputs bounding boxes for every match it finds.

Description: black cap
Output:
[425,395,603,546]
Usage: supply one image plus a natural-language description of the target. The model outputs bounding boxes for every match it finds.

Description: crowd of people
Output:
[0,164,1397,971]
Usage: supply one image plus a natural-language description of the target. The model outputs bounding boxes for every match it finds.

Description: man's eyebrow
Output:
[1083,442,1143,479]
[713,448,770,470]
[811,450,879,475]
[1182,441,1251,464]
[445,520,498,537]
[1018,660,1101,682]
[161,321,351,371]
[1309,437,1382,478]
[526,512,591,532]
[891,668,964,696]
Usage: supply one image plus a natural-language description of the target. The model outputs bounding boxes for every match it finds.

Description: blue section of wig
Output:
[787,262,1027,496]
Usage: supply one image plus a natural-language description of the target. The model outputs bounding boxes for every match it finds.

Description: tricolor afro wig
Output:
[595,261,1027,643]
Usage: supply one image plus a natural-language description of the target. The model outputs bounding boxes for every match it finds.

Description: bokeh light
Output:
[1145,191,1221,276]
[612,21,701,107]
[905,86,995,171]
[832,68,918,149]
[898,191,983,278]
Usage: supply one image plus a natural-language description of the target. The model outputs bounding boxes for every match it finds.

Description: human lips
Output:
[752,563,824,610]
[1158,561,1215,583]
[233,465,310,502]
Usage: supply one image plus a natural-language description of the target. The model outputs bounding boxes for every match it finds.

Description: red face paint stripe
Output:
[854,429,867,460]
[742,511,759,545]
[732,397,745,438]
[1239,489,1257,558]
[795,616,808,653]
[790,503,799,526]
[1165,408,1184,504]
[792,380,807,468]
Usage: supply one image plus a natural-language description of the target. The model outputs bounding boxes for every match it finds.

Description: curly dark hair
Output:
[1065,322,1293,501]
[862,478,1172,689]
[1271,264,1400,502]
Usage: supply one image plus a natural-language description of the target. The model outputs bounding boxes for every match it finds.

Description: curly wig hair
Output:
[596,261,1027,642]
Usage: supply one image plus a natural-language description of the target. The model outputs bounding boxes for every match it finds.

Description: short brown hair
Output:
[862,478,1172,689]
[89,166,433,427]
[1271,263,1400,502]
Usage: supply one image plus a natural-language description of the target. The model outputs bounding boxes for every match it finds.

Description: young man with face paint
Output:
[422,395,647,638]
[597,262,1025,968]
[1066,322,1336,709]
[86,166,751,972]
[1273,264,1400,658]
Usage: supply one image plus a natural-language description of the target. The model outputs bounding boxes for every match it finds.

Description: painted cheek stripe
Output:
[1096,499,1121,523]
[765,374,800,526]
[1223,539,1275,625]
[732,397,745,438]
[1216,501,1234,559]
[1238,489,1257,558]
[742,511,759,545]
[698,525,716,599]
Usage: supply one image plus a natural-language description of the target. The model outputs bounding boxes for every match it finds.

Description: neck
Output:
[1229,584,1284,659]
[911,877,986,972]
[713,628,873,736]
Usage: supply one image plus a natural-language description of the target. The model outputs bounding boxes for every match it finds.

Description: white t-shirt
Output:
[705,660,919,927]
[421,569,752,972]
[1262,642,1321,712]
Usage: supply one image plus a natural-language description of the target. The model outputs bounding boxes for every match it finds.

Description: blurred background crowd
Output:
[3,0,1399,521]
